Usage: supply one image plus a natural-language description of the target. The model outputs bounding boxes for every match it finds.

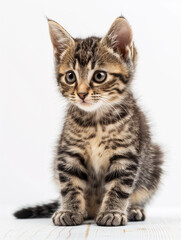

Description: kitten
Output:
[14,17,163,226]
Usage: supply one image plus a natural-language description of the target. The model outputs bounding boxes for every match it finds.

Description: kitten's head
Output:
[48,17,137,112]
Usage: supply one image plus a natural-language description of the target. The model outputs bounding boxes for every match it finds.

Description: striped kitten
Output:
[14,17,163,226]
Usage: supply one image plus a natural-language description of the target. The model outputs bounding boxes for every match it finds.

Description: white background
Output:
[0,0,181,212]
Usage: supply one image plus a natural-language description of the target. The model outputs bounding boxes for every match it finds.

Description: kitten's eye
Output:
[93,71,107,83]
[65,71,76,84]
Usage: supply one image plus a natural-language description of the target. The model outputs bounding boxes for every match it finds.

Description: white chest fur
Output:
[86,124,113,174]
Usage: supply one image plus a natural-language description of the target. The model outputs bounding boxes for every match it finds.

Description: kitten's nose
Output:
[78,92,88,100]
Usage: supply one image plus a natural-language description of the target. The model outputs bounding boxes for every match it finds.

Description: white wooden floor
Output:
[0,207,181,240]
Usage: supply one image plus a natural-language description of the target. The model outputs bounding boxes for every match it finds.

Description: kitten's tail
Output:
[14,200,60,219]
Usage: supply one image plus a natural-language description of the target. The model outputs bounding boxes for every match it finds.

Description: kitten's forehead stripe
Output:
[74,37,100,68]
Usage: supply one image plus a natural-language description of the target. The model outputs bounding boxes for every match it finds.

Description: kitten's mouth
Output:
[75,98,104,112]
[82,99,88,103]
[80,100,91,105]
[77,99,95,109]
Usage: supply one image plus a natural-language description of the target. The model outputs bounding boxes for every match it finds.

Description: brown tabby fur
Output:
[14,17,163,226]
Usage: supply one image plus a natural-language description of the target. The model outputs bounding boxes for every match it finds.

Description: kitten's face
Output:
[48,17,137,112]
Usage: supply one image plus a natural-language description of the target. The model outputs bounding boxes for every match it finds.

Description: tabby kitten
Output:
[14,17,163,226]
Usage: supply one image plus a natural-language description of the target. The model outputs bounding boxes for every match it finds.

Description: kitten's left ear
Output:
[48,19,75,60]
[101,17,134,60]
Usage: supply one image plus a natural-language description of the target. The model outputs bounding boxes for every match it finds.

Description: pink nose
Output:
[78,92,88,100]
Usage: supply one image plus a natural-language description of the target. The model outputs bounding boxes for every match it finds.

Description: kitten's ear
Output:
[101,17,134,60]
[48,19,75,60]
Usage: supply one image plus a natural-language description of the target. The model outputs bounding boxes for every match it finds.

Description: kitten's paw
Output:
[128,208,145,221]
[96,212,127,226]
[52,211,84,226]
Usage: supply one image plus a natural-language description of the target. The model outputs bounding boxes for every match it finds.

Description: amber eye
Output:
[93,71,107,83]
[65,71,76,84]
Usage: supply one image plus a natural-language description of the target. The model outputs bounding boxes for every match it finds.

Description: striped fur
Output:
[14,201,59,218]
[14,17,163,226]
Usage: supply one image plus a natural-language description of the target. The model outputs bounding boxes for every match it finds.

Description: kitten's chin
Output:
[75,101,103,112]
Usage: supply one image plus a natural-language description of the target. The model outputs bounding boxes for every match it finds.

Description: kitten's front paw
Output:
[52,211,84,226]
[96,212,127,226]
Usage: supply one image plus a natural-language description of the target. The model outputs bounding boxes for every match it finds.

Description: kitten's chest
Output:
[86,124,117,174]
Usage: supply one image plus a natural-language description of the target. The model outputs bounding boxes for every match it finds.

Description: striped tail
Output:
[14,200,60,219]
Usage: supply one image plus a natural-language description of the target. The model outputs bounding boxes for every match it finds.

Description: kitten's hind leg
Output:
[128,188,152,222]
[128,190,148,222]
[128,206,146,221]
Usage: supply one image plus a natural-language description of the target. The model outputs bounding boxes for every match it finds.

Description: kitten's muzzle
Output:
[78,92,88,100]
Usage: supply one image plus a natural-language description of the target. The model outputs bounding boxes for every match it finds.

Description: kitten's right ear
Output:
[48,19,75,60]
[101,17,134,61]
